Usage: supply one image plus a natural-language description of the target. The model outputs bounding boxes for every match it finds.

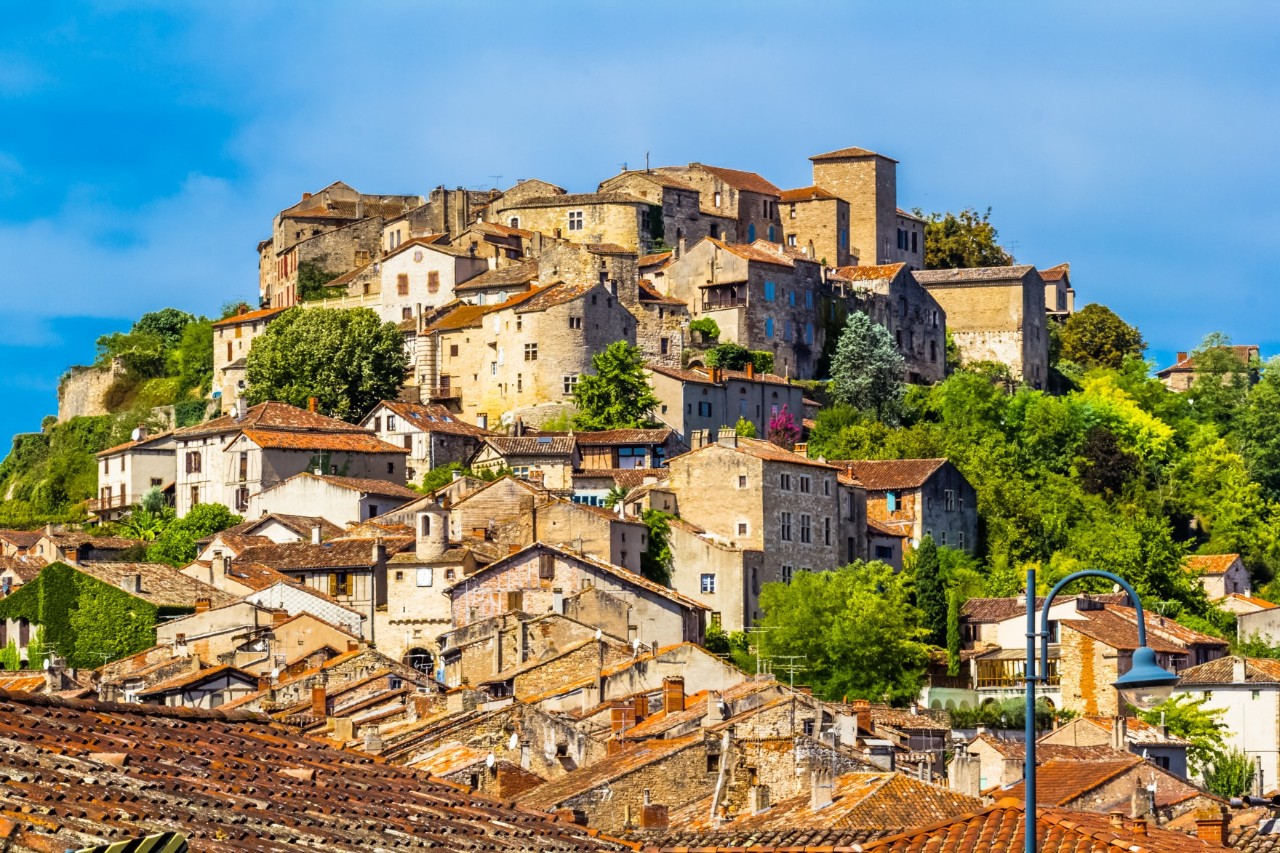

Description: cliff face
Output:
[57,359,126,422]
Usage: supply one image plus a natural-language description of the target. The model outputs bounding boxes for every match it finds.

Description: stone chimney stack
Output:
[1130,784,1155,820]
[415,507,447,561]
[1112,715,1128,752]
[1194,807,1230,847]
[852,698,872,735]
[311,682,327,718]
[1233,656,1247,683]
[809,766,834,811]
[663,676,685,714]
[312,524,323,545]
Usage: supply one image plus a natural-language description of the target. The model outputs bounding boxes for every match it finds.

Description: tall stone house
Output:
[837,458,977,552]
[778,186,854,267]
[597,170,735,250]
[359,401,491,486]
[808,146,925,268]
[662,237,825,379]
[1174,657,1280,792]
[171,401,407,517]
[371,237,490,324]
[258,181,423,308]
[495,192,658,254]
[829,263,947,385]
[1040,262,1076,320]
[93,429,176,520]
[646,364,807,448]
[914,265,1051,389]
[211,306,288,413]
[653,163,782,245]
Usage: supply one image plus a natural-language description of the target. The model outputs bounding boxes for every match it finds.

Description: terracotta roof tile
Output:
[707,237,795,268]
[74,562,238,609]
[237,428,408,454]
[210,306,290,328]
[502,192,648,209]
[1061,608,1188,653]
[688,164,782,196]
[453,260,540,291]
[0,555,46,581]
[482,436,577,456]
[1178,655,1280,684]
[646,362,795,387]
[835,458,948,490]
[638,250,673,268]
[135,663,256,697]
[1184,553,1242,576]
[1039,262,1070,282]
[779,185,840,202]
[0,530,41,549]
[832,263,907,282]
[914,265,1040,285]
[811,146,896,162]
[175,401,369,438]
[225,513,344,540]
[675,437,838,470]
[1157,345,1260,377]
[257,473,420,500]
[997,756,1210,811]
[522,735,703,810]
[234,536,415,571]
[638,279,685,305]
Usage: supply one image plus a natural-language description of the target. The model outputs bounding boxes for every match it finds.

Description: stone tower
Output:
[809,146,899,265]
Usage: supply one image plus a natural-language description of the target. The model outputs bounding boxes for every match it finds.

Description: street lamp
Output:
[1023,568,1179,853]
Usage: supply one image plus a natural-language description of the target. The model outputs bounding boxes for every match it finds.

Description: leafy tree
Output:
[949,697,1066,731]
[132,308,196,351]
[1200,747,1257,798]
[244,307,408,422]
[918,207,1014,269]
[220,301,253,319]
[94,330,168,377]
[766,405,800,449]
[913,535,947,646]
[139,486,166,515]
[946,588,962,676]
[705,342,751,370]
[689,317,720,343]
[1139,694,1225,772]
[1234,632,1280,659]
[749,350,775,374]
[296,261,342,302]
[734,417,757,438]
[147,503,241,567]
[119,507,170,542]
[639,509,672,586]
[603,486,630,509]
[703,621,731,655]
[572,342,659,430]
[944,329,962,373]
[170,318,214,395]
[1189,333,1255,429]
[1059,304,1146,369]
[755,562,929,703]
[829,312,905,422]
[1238,359,1280,501]
[1075,426,1139,497]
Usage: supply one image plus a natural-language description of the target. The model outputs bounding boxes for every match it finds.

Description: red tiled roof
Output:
[482,436,577,456]
[1177,655,1280,685]
[672,437,839,471]
[522,734,702,810]
[0,688,630,852]
[646,362,795,387]
[779,185,840,202]
[453,260,539,291]
[837,458,948,490]
[237,428,408,454]
[311,474,420,499]
[513,281,599,313]
[569,429,672,446]
[234,536,415,571]
[211,306,290,328]
[811,145,896,162]
[1218,592,1277,610]
[1156,345,1260,377]
[0,555,46,581]
[372,401,491,436]
[638,250,673,268]
[74,562,238,609]
[1060,609,1187,653]
[868,519,908,539]
[832,263,907,282]
[175,401,369,438]
[0,530,41,549]
[706,237,795,267]
[95,430,176,457]
[225,513,344,540]
[135,663,256,697]
[1184,553,1242,575]
[691,164,782,196]
[638,280,685,305]
[1039,262,1071,282]
[997,756,1209,811]
[382,235,480,263]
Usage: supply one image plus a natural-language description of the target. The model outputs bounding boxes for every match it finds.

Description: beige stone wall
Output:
[557,740,715,832]
[213,315,280,412]
[668,522,761,633]
[812,155,897,264]
[499,199,644,252]
[922,275,1049,387]
[1058,625,1121,716]
[784,196,853,267]
[58,359,127,422]
[377,247,488,324]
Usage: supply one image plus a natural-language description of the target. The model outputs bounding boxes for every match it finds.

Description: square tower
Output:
[810,147,901,265]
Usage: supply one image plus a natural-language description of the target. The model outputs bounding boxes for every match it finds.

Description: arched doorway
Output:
[404,648,434,676]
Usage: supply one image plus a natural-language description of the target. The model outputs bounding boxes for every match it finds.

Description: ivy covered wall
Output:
[0,562,178,667]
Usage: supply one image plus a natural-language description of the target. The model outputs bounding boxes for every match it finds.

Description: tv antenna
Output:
[772,656,808,690]
[744,626,778,676]
[488,175,504,189]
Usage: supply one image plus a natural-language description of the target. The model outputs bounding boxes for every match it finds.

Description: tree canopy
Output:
[244,307,408,422]
[571,341,659,430]
[1059,304,1146,369]
[829,311,905,421]
[918,207,1014,269]
[146,503,242,567]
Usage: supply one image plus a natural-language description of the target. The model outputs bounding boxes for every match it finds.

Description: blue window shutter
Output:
[766,318,774,338]
[748,223,756,242]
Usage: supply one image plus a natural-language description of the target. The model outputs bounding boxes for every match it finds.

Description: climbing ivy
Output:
[0,562,169,667]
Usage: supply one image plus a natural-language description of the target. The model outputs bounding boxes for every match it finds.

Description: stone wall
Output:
[1058,626,1119,716]
[812,155,895,264]
[57,359,127,422]
[784,195,852,267]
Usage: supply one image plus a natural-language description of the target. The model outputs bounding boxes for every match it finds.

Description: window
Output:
[780,473,792,491]
[940,531,948,545]
[765,317,774,338]
[567,210,584,231]
[738,475,747,488]
[416,568,433,587]
[700,573,717,594]
[764,281,776,301]
[800,514,811,543]
[875,545,894,560]
[824,517,831,545]
[516,374,523,393]
[235,487,249,512]
[780,511,792,541]
[569,316,582,330]
[710,611,722,629]
[372,416,382,431]
[563,374,579,395]
[911,231,919,253]
[397,274,409,296]
[945,490,956,511]
[660,337,669,354]
[427,270,440,293]
[787,234,797,247]
[799,475,811,494]
[930,341,937,363]
[184,451,202,474]
[697,401,712,417]
[714,191,722,207]
[402,307,413,320]
[886,491,898,512]
[788,290,795,307]
[737,522,748,535]
[238,451,248,482]
[329,572,352,597]
[707,753,720,773]
[958,531,965,549]
[450,344,459,357]
[387,415,397,431]
[524,343,538,361]
[538,552,556,579]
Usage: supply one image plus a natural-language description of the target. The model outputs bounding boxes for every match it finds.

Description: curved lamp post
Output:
[1023,568,1180,853]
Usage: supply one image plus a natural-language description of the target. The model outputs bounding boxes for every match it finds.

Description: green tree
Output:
[913,535,947,646]
[1200,747,1257,798]
[603,486,630,509]
[706,343,751,370]
[639,509,672,586]
[1189,333,1256,429]
[946,588,962,676]
[132,308,196,351]
[572,342,659,430]
[1139,694,1225,772]
[170,318,214,395]
[244,307,408,422]
[94,330,168,377]
[1058,304,1146,369]
[688,317,720,343]
[296,261,342,301]
[918,207,1014,269]
[734,417,757,438]
[119,507,170,541]
[1238,359,1280,501]
[755,562,929,703]
[829,312,905,422]
[147,504,241,567]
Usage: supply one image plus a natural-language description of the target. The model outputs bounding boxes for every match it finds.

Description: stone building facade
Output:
[496,193,654,254]
[211,306,288,413]
[359,400,490,486]
[94,429,176,520]
[646,365,807,447]
[779,186,853,267]
[373,238,489,324]
[809,147,923,268]
[829,264,947,385]
[597,170,734,249]
[838,459,977,552]
[653,163,781,245]
[914,265,1050,389]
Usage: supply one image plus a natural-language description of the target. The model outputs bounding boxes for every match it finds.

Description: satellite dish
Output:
[42,659,50,671]
[508,732,519,750]
[485,752,495,768]
[594,628,602,641]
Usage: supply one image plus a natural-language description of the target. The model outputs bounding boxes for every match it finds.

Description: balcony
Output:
[702,298,748,312]
[88,494,140,512]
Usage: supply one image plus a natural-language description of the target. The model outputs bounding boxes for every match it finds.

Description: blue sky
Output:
[2,2,1278,444]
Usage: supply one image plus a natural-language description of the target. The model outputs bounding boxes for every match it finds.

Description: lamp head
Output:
[1114,646,1179,711]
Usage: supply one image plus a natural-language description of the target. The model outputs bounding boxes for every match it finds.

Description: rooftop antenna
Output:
[488,175,504,189]
[645,151,650,173]
[619,162,628,173]
[744,626,778,676]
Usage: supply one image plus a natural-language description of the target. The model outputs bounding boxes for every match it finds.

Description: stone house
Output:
[597,170,734,248]
[1219,592,1276,617]
[829,264,947,385]
[397,184,506,243]
[646,364,807,447]
[808,146,924,268]
[0,530,40,558]
[29,530,144,565]
[496,192,657,253]
[1183,553,1250,599]
[210,306,288,413]
[403,743,547,799]
[445,542,707,646]
[359,400,491,486]
[171,401,406,517]
[1041,262,1076,320]
[1040,716,1191,779]
[418,281,636,429]
[867,519,906,569]
[1156,345,1261,393]
[157,602,359,674]
[93,428,176,520]
[914,265,1050,389]
[837,458,977,551]
[634,281,688,367]
[664,437,854,624]
[0,556,44,597]
[135,663,260,709]
[483,495,649,575]
[666,517,761,634]
[451,220,539,268]
[259,181,423,307]
[374,237,489,324]
[1174,657,1280,791]
[653,163,781,245]
[662,237,825,379]
[453,260,541,307]
[469,436,580,490]
[779,185,854,267]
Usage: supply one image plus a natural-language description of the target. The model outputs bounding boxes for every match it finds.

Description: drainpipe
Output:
[708,729,731,826]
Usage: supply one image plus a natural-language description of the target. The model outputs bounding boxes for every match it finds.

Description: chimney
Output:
[308,396,318,413]
[302,192,312,201]
[312,524,323,545]
[663,676,685,714]
[748,784,771,815]
[119,574,142,594]
[272,609,289,626]
[1233,656,1247,683]
[311,683,327,718]
[852,698,872,734]
[1132,818,1148,837]
[256,676,271,692]
[554,808,587,826]
[195,597,211,614]
[1110,812,1124,829]
[1177,351,1189,363]
[213,554,228,577]
[810,767,834,811]
[1195,807,1229,846]
[1130,785,1155,820]
[633,694,648,722]
[190,653,202,673]
[363,729,384,755]
[610,701,636,738]
[746,361,756,379]
[371,537,387,565]
[1112,715,1127,751]
[702,691,728,727]
[332,716,355,743]
[639,804,668,830]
